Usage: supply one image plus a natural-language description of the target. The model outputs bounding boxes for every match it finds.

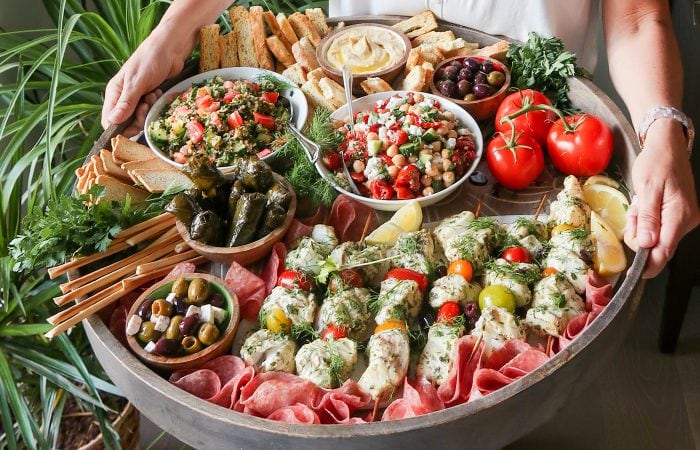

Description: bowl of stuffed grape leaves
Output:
[168,155,296,265]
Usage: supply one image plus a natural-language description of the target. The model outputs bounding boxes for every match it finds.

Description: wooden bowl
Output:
[126,273,240,372]
[430,56,511,121]
[176,174,296,265]
[316,24,411,95]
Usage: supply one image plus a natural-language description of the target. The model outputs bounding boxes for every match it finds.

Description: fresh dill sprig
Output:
[408,324,428,352]
[291,322,319,345]
[254,73,293,92]
[326,340,347,388]
[484,260,542,286]
[307,108,344,149]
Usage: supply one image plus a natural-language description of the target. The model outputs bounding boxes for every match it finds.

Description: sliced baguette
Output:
[360,77,393,95]
[281,63,307,86]
[266,35,296,68]
[318,77,348,110]
[121,158,173,173]
[472,40,509,62]
[219,32,239,67]
[95,175,149,205]
[99,149,131,182]
[301,79,335,111]
[305,8,329,37]
[421,62,435,89]
[229,6,258,68]
[199,24,221,72]
[392,10,438,39]
[249,6,275,70]
[306,67,325,84]
[91,155,106,176]
[401,65,427,92]
[288,12,321,46]
[276,13,299,47]
[292,36,319,71]
[411,30,455,47]
[131,169,194,194]
[405,47,425,75]
[417,44,444,66]
[263,11,293,53]
[435,38,473,54]
[112,135,154,162]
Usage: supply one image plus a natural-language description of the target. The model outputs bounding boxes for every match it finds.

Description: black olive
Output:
[473,83,495,99]
[153,338,181,356]
[137,299,154,321]
[580,249,594,266]
[450,60,463,71]
[464,302,479,318]
[179,313,200,336]
[209,292,225,307]
[481,60,494,73]
[443,65,459,81]
[172,296,189,315]
[435,67,446,80]
[438,80,458,98]
[457,80,472,97]
[458,68,471,80]
[474,72,487,85]
[465,58,481,72]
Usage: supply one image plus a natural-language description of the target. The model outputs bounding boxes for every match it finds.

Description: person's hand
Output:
[625,121,700,278]
[121,89,162,138]
[101,29,192,131]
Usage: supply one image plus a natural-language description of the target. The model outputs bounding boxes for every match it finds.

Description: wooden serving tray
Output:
[80,16,647,450]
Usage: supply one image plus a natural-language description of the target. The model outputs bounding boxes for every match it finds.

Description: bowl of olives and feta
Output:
[125,274,240,371]
[430,56,511,121]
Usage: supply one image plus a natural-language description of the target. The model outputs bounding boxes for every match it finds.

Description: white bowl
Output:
[144,67,308,169]
[316,91,484,211]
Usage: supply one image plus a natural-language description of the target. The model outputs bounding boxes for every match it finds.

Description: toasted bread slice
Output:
[318,77,348,110]
[393,10,438,39]
[112,135,154,162]
[421,62,435,89]
[305,8,329,37]
[472,40,509,62]
[95,175,149,205]
[281,63,307,86]
[435,38,475,54]
[360,77,393,95]
[99,149,131,182]
[405,47,425,75]
[401,65,427,92]
[263,11,293,53]
[276,13,299,47]
[75,165,86,179]
[199,24,221,72]
[131,169,194,194]
[411,30,455,47]
[306,67,325,84]
[229,6,258,68]
[292,36,319,71]
[121,158,173,173]
[266,35,296,68]
[301,79,335,111]
[219,32,239,67]
[249,6,275,70]
[288,12,321,46]
[417,44,444,66]
[91,157,105,176]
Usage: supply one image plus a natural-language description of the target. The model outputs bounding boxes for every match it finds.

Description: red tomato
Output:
[395,164,421,191]
[253,112,276,129]
[261,91,279,104]
[185,120,205,143]
[495,89,556,146]
[228,111,243,128]
[486,131,544,190]
[222,91,235,103]
[546,114,614,176]
[195,94,212,110]
[328,269,365,292]
[386,129,408,146]
[502,246,532,264]
[394,186,415,199]
[447,259,473,282]
[351,171,366,183]
[437,301,461,323]
[247,82,260,93]
[384,268,429,292]
[277,270,315,291]
[370,179,394,200]
[321,324,349,340]
[322,151,342,171]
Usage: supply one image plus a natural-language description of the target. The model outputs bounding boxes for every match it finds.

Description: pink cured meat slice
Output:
[170,369,222,400]
[585,269,613,316]
[163,262,197,281]
[473,341,549,396]
[260,242,287,295]
[283,219,313,247]
[169,356,254,409]
[484,339,534,371]
[266,405,320,424]
[382,377,444,421]
[437,335,484,407]
[224,261,267,320]
[298,205,327,226]
[239,372,322,417]
[314,380,371,424]
[328,195,378,243]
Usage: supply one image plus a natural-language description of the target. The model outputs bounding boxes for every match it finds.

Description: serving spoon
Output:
[340,65,361,195]
[279,96,320,163]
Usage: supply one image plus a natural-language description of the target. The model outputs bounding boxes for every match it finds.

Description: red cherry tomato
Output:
[253,112,276,129]
[351,171,367,183]
[195,94,213,110]
[395,164,421,192]
[394,186,416,199]
[247,82,260,93]
[386,129,408,146]
[384,268,429,292]
[486,131,544,190]
[495,89,557,146]
[370,179,394,200]
[546,114,614,176]
[328,269,365,292]
[437,301,461,323]
[228,111,244,128]
[185,120,205,143]
[222,91,235,103]
[502,246,532,264]
[277,270,315,292]
[261,91,279,104]
[322,151,342,171]
[321,324,349,340]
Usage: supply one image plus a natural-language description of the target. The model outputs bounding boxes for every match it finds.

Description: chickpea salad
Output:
[148,76,290,166]
[325,93,477,200]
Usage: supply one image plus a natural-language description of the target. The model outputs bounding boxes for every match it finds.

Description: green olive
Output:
[478,285,516,313]
[187,278,211,304]
[486,71,506,88]
[151,299,173,317]
[166,315,184,340]
[182,336,204,354]
[464,93,477,102]
[197,322,220,346]
[171,278,189,298]
[137,321,161,344]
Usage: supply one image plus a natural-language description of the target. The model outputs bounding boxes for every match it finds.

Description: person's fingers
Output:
[122,101,150,138]
[634,183,663,248]
[102,71,124,129]
[624,195,639,251]
[643,207,685,278]
[108,74,147,127]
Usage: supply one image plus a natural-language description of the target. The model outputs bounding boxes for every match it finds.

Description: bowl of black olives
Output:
[125,274,240,371]
[430,56,511,121]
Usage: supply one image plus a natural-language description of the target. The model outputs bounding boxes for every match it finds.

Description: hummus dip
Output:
[325,26,405,74]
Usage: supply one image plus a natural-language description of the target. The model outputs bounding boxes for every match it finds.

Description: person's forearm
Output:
[603,0,683,129]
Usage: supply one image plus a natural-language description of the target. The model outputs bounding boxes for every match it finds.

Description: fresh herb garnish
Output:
[291,322,319,345]
[254,73,293,92]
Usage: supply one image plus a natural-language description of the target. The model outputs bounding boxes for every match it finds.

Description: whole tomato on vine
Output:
[486,125,545,190]
[495,89,556,147]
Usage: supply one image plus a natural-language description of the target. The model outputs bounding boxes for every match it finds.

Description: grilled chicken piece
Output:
[391,229,438,276]
[544,246,589,294]
[549,176,590,229]
[483,259,540,307]
[260,286,317,327]
[524,273,586,336]
[428,274,482,309]
[240,328,297,373]
[285,237,327,275]
[316,287,372,339]
[416,322,464,386]
[295,337,357,388]
[329,241,388,288]
[471,305,525,355]
[358,328,410,400]
[374,277,423,326]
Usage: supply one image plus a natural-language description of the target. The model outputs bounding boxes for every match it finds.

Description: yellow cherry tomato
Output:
[266,307,292,334]
[447,259,474,282]
[542,267,559,277]
[374,320,407,335]
[551,224,576,236]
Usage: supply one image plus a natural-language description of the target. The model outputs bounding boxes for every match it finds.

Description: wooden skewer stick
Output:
[48,241,131,280]
[136,250,198,275]
[112,212,173,242]
[474,196,484,218]
[546,335,554,356]
[467,333,484,365]
[125,218,176,246]
[371,397,380,422]
[359,212,374,242]
[533,194,548,220]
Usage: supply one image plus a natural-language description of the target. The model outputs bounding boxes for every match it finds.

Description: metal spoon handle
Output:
[341,65,361,195]
[288,124,320,163]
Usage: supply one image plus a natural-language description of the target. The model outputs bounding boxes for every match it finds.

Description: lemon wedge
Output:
[584,175,620,189]
[365,200,423,246]
[365,221,405,246]
[582,183,629,240]
[590,211,627,276]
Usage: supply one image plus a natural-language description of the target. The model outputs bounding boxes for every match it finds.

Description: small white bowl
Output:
[316,91,483,211]
[144,67,308,169]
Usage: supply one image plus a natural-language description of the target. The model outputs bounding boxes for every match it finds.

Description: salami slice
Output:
[283,219,313,247]
[585,270,613,316]
[266,405,320,424]
[328,195,378,243]
[298,205,327,226]
[382,377,444,421]
[472,340,548,396]
[224,261,267,320]
[163,262,197,281]
[170,369,222,400]
[260,242,286,295]
[437,335,484,407]
[239,372,322,417]
[315,380,371,424]
[484,339,534,371]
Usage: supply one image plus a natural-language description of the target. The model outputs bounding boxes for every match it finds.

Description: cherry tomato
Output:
[395,164,421,192]
[266,307,292,334]
[195,94,212,110]
[247,82,260,93]
[384,268,429,292]
[486,131,544,190]
[322,150,342,171]
[386,129,408,146]
[374,320,407,335]
[328,269,365,292]
[222,91,235,103]
[351,171,367,183]
[547,114,613,176]
[394,186,415,199]
[185,120,205,144]
[495,89,557,146]
[228,111,244,128]
[502,246,532,264]
[447,259,473,282]
[253,112,276,129]
[261,91,279,104]
[436,301,461,323]
[551,224,576,235]
[542,267,558,277]
[277,270,315,291]
[478,285,516,313]
[321,324,349,340]
[370,179,394,200]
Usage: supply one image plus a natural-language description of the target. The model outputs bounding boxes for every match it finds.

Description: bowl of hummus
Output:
[317,24,411,93]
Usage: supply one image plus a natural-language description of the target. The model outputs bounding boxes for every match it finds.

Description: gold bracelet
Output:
[637,106,695,158]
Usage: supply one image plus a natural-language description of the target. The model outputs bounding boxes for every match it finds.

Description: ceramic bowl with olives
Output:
[429,56,511,121]
[125,273,240,371]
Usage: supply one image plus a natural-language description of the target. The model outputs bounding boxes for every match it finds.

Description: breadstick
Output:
[126,219,176,246]
[47,283,122,325]
[112,212,173,241]
[135,250,198,275]
[48,241,131,279]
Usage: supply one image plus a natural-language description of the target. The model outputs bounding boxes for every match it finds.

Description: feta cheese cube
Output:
[200,304,215,323]
[144,341,157,353]
[457,128,470,136]
[211,306,228,324]
[165,292,177,303]
[126,315,142,336]
[408,125,422,136]
[385,117,396,128]
[378,126,387,140]
[446,137,457,150]
[186,305,201,317]
[153,314,170,332]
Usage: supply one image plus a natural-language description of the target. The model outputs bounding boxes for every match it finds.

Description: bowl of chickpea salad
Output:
[317,91,483,211]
